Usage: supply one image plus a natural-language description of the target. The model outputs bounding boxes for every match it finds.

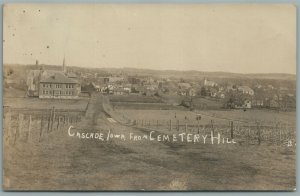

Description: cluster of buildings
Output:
[83,76,162,97]
[175,78,295,110]
[25,61,295,110]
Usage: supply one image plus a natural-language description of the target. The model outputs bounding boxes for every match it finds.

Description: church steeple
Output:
[62,55,66,72]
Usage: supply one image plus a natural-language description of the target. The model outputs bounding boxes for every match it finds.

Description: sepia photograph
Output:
[2,3,296,191]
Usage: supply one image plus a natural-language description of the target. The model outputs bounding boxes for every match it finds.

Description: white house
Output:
[204,78,218,87]
[238,86,254,96]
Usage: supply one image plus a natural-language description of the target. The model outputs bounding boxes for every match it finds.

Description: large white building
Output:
[26,58,81,99]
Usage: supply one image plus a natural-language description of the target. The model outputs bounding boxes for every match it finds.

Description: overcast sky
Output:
[3,4,296,74]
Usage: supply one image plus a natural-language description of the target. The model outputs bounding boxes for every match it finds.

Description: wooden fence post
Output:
[257,122,261,145]
[49,107,55,132]
[13,127,17,145]
[39,117,43,141]
[4,107,11,143]
[28,115,32,142]
[248,128,250,144]
[17,113,24,142]
[47,115,51,133]
[276,123,279,145]
[63,115,66,126]
[211,120,214,135]
[57,116,60,131]
[279,129,282,145]
[230,121,234,139]
[49,108,53,131]
[52,107,56,132]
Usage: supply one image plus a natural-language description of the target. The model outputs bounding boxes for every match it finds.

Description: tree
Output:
[200,87,207,97]
[225,91,246,109]
[7,68,14,76]
[226,96,235,109]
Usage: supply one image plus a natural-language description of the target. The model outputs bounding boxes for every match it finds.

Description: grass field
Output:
[109,95,163,103]
[118,109,228,125]
[196,109,296,126]
[109,94,186,110]
[116,108,296,126]
[4,97,89,111]
[191,97,224,109]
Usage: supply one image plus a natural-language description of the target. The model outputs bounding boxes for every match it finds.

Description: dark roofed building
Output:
[39,71,80,99]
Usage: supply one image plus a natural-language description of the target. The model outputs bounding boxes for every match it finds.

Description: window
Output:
[43,84,50,88]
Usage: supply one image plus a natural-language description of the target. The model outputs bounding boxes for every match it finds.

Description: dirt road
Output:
[3,94,296,191]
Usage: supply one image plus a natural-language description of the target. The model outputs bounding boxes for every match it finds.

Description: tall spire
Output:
[62,55,66,72]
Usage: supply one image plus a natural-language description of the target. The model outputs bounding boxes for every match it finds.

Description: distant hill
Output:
[3,64,296,81]
[120,67,296,80]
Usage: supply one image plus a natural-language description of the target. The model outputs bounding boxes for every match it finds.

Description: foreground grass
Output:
[3,122,296,191]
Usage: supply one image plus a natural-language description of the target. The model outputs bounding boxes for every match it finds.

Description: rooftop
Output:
[40,71,78,84]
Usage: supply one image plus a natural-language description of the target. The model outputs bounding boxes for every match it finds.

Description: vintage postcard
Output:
[2,4,296,191]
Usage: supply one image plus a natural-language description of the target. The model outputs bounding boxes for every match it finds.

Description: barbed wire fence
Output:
[130,117,296,146]
[3,106,84,146]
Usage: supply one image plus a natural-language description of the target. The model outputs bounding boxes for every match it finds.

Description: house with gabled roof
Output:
[237,86,254,96]
[39,71,81,99]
